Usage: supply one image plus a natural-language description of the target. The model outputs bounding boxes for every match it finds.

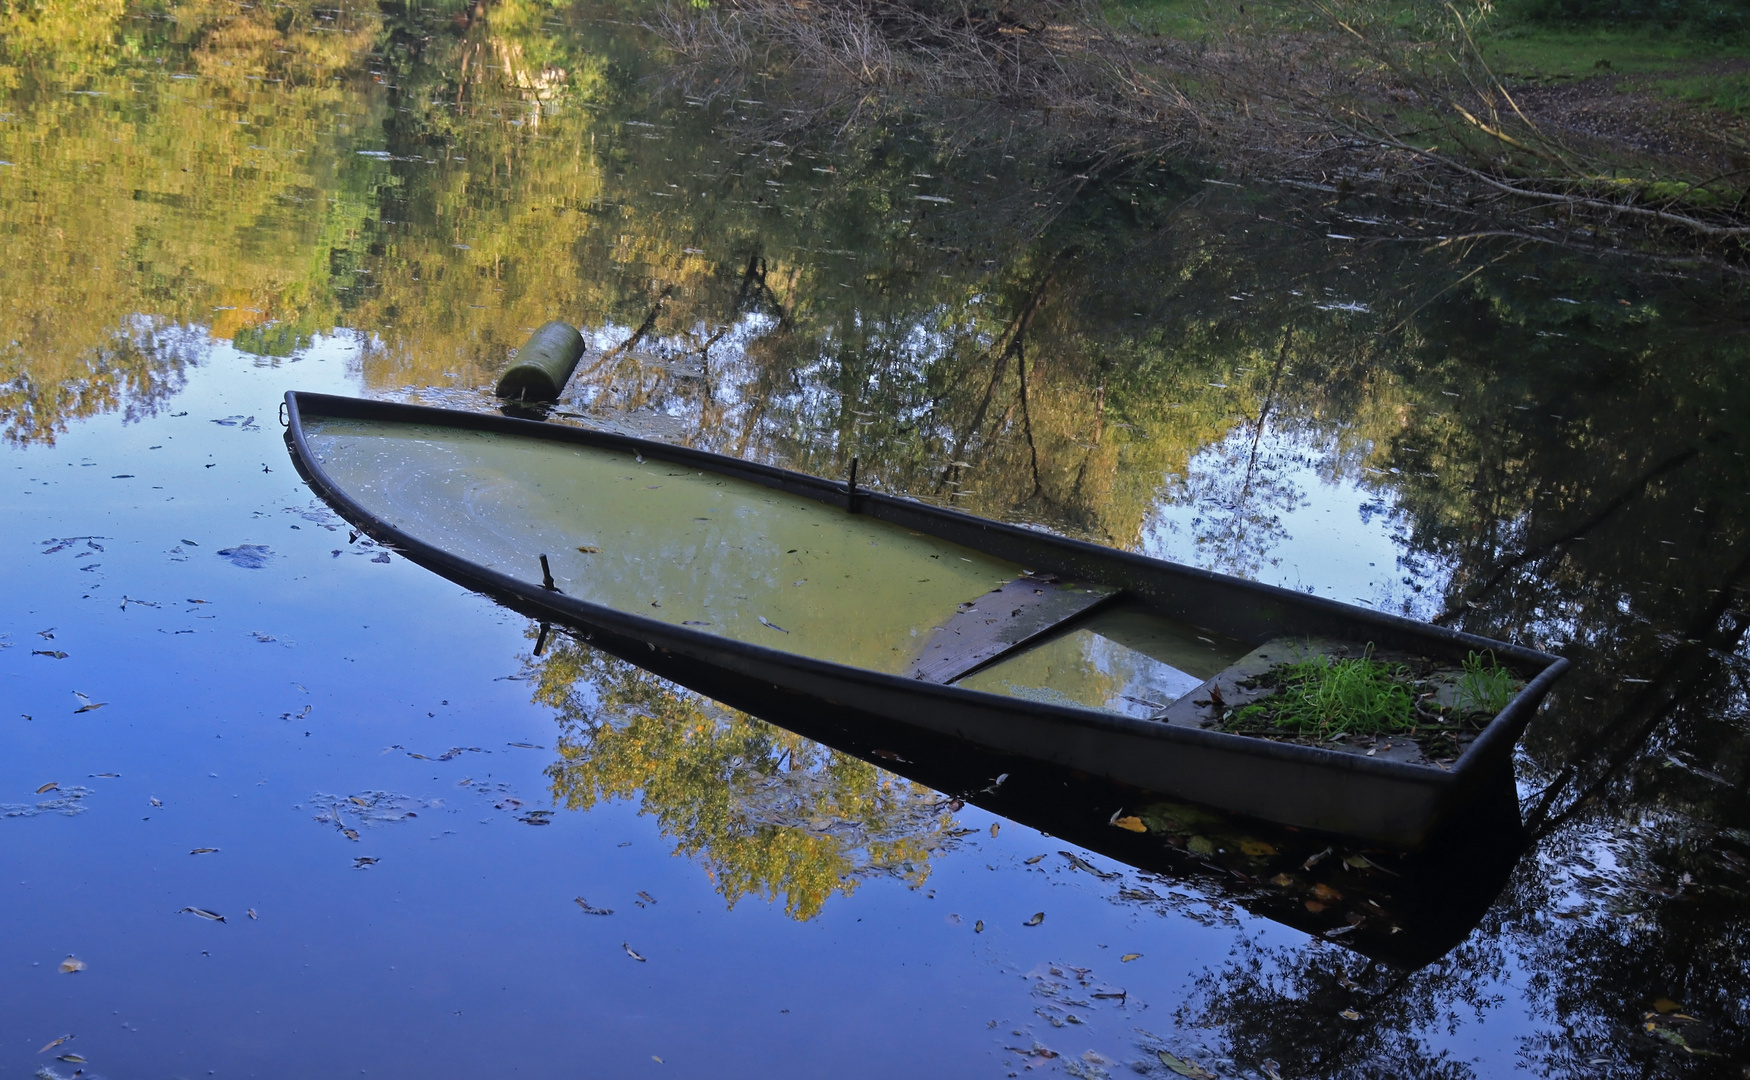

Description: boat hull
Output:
[283,391,1569,849]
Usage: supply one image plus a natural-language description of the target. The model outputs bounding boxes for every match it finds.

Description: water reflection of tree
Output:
[526,633,960,920]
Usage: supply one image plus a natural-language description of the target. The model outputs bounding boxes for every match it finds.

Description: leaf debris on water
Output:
[506,742,543,749]
[38,1035,71,1053]
[1157,1050,1216,1079]
[1023,912,1045,926]
[353,857,379,869]
[1024,854,1047,865]
[1111,815,1147,833]
[58,956,85,974]
[36,782,58,794]
[622,942,647,961]
[1340,1007,1363,1020]
[1121,953,1143,962]
[758,616,789,633]
[181,907,225,922]
[189,847,219,855]
[974,919,984,932]
[57,1052,87,1063]
[247,908,258,920]
[574,897,614,915]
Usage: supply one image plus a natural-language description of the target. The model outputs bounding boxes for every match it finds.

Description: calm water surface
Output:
[2,0,1748,1076]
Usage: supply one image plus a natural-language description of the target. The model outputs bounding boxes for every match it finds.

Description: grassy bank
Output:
[660,0,1750,256]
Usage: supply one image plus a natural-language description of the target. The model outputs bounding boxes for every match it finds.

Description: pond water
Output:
[2,0,1748,1076]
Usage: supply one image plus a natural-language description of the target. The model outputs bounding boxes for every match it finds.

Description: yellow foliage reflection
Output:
[527,632,961,920]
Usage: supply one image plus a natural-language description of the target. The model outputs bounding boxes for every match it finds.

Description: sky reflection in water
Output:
[2,0,1748,1075]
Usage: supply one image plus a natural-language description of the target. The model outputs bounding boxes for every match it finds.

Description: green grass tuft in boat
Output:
[1225,649,1419,740]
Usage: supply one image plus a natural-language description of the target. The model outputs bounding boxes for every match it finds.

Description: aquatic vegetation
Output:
[1225,651,1421,739]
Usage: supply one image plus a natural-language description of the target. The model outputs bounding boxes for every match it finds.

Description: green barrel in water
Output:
[494,321,587,401]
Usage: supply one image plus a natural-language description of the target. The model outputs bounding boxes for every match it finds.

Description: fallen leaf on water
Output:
[1261,1059,1285,1080]
[181,907,225,922]
[990,823,1000,837]
[1157,1050,1215,1079]
[622,942,647,962]
[1187,835,1216,856]
[506,742,543,749]
[1303,846,1333,870]
[57,1053,86,1063]
[90,772,119,778]
[36,782,58,794]
[1023,912,1045,927]
[1270,872,1295,887]
[1024,854,1047,865]
[74,702,107,714]
[974,919,984,933]
[637,891,657,904]
[576,546,600,553]
[1653,998,1682,1013]
[353,857,379,868]
[758,616,789,633]
[349,796,369,807]
[1121,953,1143,962]
[32,650,68,659]
[870,749,908,762]
[1240,839,1277,856]
[1111,815,1147,833]
[342,828,360,841]
[150,797,162,807]
[38,1036,71,1053]
[574,897,614,915]
[1340,1008,1362,1020]
[59,956,85,974]
[247,909,258,920]
[189,847,219,855]
[1061,852,1119,880]
[1312,883,1343,902]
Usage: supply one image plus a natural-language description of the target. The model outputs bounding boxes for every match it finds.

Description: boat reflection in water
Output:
[524,613,1524,970]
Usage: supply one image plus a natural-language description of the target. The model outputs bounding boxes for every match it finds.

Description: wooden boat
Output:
[282,391,1568,849]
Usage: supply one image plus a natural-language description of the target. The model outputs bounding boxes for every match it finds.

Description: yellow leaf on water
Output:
[990,823,1000,837]
[38,1036,70,1053]
[577,546,601,554]
[1340,1008,1363,1020]
[57,1053,86,1063]
[1157,1050,1215,1079]
[36,782,58,794]
[349,796,368,807]
[1653,998,1682,1013]
[1270,873,1295,887]
[1239,839,1277,856]
[1024,854,1047,865]
[59,956,85,974]
[1121,953,1143,962]
[1112,816,1147,833]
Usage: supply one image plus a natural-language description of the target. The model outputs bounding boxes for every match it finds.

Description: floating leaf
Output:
[58,956,85,974]
[757,616,789,633]
[1023,912,1045,926]
[181,907,225,922]
[1312,883,1343,902]
[216,544,273,569]
[149,797,162,807]
[1652,998,1682,1013]
[1270,873,1295,887]
[36,782,58,794]
[189,847,219,855]
[974,919,984,933]
[38,1036,70,1053]
[342,828,360,841]
[1240,839,1277,856]
[637,891,657,904]
[576,545,600,553]
[1156,1051,1215,1079]
[1111,815,1147,833]
[623,942,647,962]
[32,650,68,659]
[57,1053,86,1063]
[990,823,1000,837]
[247,909,258,920]
[1024,854,1047,865]
[1121,953,1143,962]
[506,742,543,749]
[1187,835,1216,856]
[575,897,614,915]
[353,857,379,868]
[348,796,369,807]
[1340,1007,1362,1020]
[73,701,107,714]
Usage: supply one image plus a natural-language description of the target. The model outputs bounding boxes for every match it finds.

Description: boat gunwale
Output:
[282,390,1569,790]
